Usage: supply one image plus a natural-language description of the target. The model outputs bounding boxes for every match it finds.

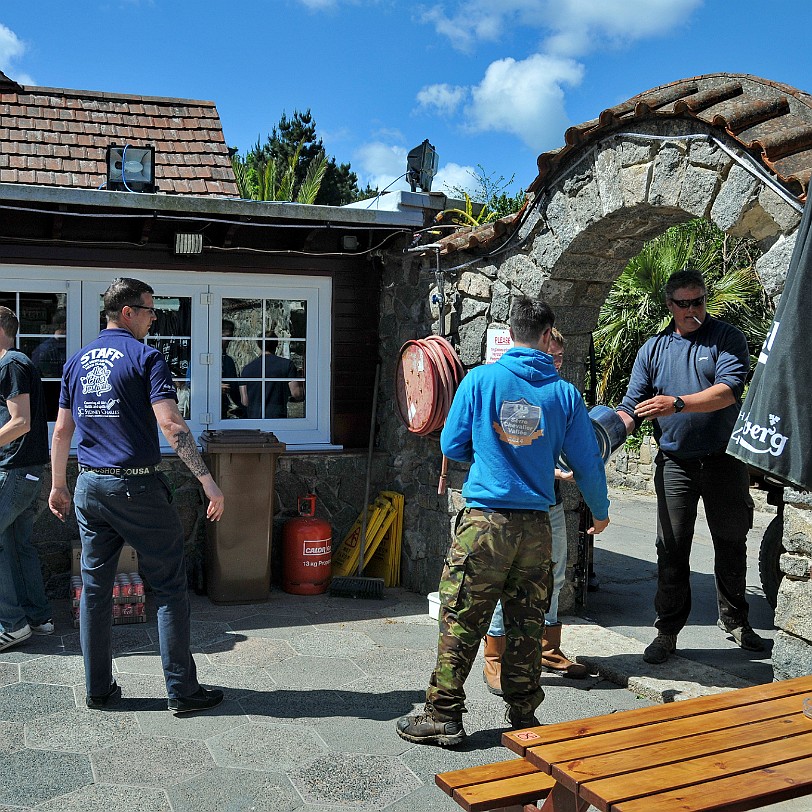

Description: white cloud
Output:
[414,1,701,150]
[420,0,702,56]
[354,141,473,196]
[415,83,468,117]
[542,0,703,57]
[354,141,410,192]
[466,54,583,150]
[297,0,340,8]
[0,23,34,84]
[436,163,479,197]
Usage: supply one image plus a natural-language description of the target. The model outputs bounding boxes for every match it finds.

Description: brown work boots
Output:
[482,625,588,690]
[542,623,588,679]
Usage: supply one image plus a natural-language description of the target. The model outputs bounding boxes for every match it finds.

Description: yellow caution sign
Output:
[332,491,404,584]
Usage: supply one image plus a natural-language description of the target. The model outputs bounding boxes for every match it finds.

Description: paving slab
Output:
[167,767,301,812]
[0,748,92,806]
[206,720,328,771]
[34,784,171,812]
[0,681,76,723]
[24,707,141,753]
[0,663,18,688]
[4,485,805,811]
[288,752,421,809]
[90,736,214,787]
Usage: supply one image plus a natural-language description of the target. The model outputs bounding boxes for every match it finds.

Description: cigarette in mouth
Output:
[691,316,702,325]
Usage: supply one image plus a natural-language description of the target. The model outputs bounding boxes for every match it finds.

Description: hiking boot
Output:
[395,706,466,747]
[717,620,765,651]
[86,681,122,709]
[168,687,224,715]
[0,624,32,652]
[643,633,677,664]
[506,706,541,730]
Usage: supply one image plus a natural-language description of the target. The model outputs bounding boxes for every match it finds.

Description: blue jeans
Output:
[0,465,51,634]
[487,501,566,635]
[74,471,199,700]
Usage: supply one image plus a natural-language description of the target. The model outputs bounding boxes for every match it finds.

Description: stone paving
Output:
[0,588,654,812]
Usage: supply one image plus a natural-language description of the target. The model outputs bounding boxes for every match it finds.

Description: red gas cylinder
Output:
[282,495,332,595]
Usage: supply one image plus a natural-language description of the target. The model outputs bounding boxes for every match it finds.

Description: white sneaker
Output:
[31,619,54,635]
[0,625,32,652]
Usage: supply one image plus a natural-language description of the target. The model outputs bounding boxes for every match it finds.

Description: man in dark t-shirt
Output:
[48,277,225,714]
[0,306,52,653]
[240,332,303,419]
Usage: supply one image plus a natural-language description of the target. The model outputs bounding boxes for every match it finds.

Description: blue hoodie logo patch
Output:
[495,398,544,447]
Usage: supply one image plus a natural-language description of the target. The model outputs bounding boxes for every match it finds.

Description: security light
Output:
[406,140,439,193]
[174,233,203,254]
[106,144,156,192]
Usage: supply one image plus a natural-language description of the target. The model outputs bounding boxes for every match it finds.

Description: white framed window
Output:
[1,266,334,450]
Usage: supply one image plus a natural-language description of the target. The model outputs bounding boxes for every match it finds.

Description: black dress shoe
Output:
[168,687,224,715]
[86,681,122,709]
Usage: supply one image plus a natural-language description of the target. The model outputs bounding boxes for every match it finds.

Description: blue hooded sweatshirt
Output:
[440,347,609,520]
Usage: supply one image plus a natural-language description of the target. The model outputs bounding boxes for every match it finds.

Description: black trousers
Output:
[653,450,754,635]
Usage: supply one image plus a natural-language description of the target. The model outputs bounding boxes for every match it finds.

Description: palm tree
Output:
[594,219,773,407]
[231,139,328,204]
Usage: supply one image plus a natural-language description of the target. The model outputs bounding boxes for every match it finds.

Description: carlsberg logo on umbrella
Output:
[730,411,789,457]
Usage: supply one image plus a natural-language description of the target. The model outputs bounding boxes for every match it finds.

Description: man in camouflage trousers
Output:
[396,296,611,746]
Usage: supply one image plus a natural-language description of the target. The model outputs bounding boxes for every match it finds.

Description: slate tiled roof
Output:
[439,73,812,255]
[0,71,238,196]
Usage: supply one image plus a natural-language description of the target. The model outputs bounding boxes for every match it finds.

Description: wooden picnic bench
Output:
[437,674,812,812]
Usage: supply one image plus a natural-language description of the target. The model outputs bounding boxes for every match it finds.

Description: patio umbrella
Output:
[727,196,812,490]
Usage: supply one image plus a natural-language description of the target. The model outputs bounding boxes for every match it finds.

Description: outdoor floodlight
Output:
[174,233,204,254]
[106,144,156,192]
[406,139,439,193]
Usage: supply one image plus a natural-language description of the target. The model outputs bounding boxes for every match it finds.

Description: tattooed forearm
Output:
[174,428,210,479]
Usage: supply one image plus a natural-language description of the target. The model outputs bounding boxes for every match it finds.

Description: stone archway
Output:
[380,73,812,679]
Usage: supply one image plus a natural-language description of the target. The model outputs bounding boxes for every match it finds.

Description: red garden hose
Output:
[395,335,465,493]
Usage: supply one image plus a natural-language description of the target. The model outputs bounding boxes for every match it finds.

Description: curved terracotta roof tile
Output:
[437,73,811,256]
[531,73,812,199]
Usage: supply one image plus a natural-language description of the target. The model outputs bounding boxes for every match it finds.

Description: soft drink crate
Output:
[70,572,148,627]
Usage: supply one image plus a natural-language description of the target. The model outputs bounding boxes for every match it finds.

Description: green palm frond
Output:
[297,150,328,204]
[593,219,773,405]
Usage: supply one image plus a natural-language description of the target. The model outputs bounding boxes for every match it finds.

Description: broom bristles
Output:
[329,575,385,599]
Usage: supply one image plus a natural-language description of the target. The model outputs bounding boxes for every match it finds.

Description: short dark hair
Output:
[665,269,706,300]
[510,296,555,344]
[0,306,19,340]
[222,319,235,336]
[257,331,279,353]
[103,277,154,321]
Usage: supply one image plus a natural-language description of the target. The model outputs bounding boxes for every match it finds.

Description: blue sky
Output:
[2,1,812,197]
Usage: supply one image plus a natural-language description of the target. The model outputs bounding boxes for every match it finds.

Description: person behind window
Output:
[31,308,67,380]
[221,320,244,419]
[0,306,53,653]
[240,331,303,419]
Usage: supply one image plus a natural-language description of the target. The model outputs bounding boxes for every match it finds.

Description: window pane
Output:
[145,297,192,418]
[1,291,67,421]
[222,297,307,420]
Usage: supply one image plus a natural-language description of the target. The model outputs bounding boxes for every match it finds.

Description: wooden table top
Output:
[502,674,812,812]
